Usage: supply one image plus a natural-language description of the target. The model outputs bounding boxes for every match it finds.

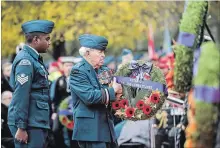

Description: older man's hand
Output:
[112,77,123,98]
[116,93,123,100]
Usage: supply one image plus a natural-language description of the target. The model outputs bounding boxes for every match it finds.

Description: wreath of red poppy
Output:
[112,60,167,120]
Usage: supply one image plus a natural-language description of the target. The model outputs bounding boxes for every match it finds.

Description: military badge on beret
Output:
[17,74,28,85]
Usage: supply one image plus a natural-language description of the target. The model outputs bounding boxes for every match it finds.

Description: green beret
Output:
[79,34,108,50]
[22,20,54,34]
[104,56,115,65]
[122,49,132,56]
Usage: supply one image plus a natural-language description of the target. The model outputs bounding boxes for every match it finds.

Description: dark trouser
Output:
[78,141,118,148]
[67,130,80,148]
[1,137,15,148]
[9,126,48,148]
[155,134,168,148]
[52,115,67,148]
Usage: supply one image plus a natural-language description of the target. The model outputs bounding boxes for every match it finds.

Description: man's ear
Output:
[33,36,40,44]
[86,51,90,56]
[33,36,38,43]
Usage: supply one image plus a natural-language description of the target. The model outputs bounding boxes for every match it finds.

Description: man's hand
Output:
[51,113,58,120]
[15,128,28,144]
[112,77,122,93]
[112,77,122,99]
[116,93,123,100]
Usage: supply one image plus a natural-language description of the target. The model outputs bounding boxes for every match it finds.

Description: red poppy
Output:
[120,99,129,108]
[136,100,145,109]
[112,101,121,110]
[142,105,152,115]
[125,107,135,118]
[62,116,68,124]
[150,93,160,104]
[67,121,74,129]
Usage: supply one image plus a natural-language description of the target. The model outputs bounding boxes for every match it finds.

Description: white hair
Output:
[1,91,12,101]
[79,46,94,57]
[16,42,25,54]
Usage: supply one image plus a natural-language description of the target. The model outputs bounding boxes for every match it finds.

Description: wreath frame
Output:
[113,60,167,120]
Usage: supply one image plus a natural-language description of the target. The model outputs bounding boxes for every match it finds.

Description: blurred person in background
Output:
[1,91,14,148]
[10,43,25,63]
[1,68,12,93]
[52,33,66,60]
[57,57,65,75]
[50,56,78,148]
[51,57,78,113]
[118,49,134,69]
[48,61,62,82]
[2,62,12,81]
[104,56,116,73]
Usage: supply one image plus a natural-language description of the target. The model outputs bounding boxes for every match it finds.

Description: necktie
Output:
[38,55,43,63]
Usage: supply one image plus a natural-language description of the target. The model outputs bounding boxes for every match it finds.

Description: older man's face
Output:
[89,49,105,68]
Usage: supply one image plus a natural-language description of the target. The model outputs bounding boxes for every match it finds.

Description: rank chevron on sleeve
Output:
[17,75,29,85]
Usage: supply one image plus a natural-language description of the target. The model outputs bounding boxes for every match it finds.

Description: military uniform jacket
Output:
[8,45,50,130]
[69,59,117,142]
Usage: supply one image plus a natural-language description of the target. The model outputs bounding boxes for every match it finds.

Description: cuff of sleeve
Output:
[105,89,109,105]
[107,87,116,102]
[15,121,27,129]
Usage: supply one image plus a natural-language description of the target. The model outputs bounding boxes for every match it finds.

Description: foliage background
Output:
[1,1,219,58]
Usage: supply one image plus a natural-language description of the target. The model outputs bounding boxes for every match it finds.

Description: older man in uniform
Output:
[8,20,54,148]
[69,34,122,148]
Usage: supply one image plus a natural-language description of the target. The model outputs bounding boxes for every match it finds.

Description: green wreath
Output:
[58,96,74,130]
[174,1,208,93]
[112,60,167,120]
[193,42,219,147]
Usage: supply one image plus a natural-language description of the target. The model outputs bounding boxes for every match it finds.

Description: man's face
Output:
[88,49,105,68]
[2,91,12,107]
[3,65,12,78]
[63,62,74,76]
[122,54,133,63]
[36,34,51,53]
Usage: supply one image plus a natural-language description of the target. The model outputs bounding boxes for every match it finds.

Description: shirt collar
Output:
[26,45,39,55]
[82,58,94,71]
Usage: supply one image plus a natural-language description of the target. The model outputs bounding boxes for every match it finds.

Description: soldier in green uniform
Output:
[8,20,54,148]
[69,34,122,148]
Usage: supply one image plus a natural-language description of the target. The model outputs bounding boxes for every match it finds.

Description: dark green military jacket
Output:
[69,58,117,142]
[8,45,50,129]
